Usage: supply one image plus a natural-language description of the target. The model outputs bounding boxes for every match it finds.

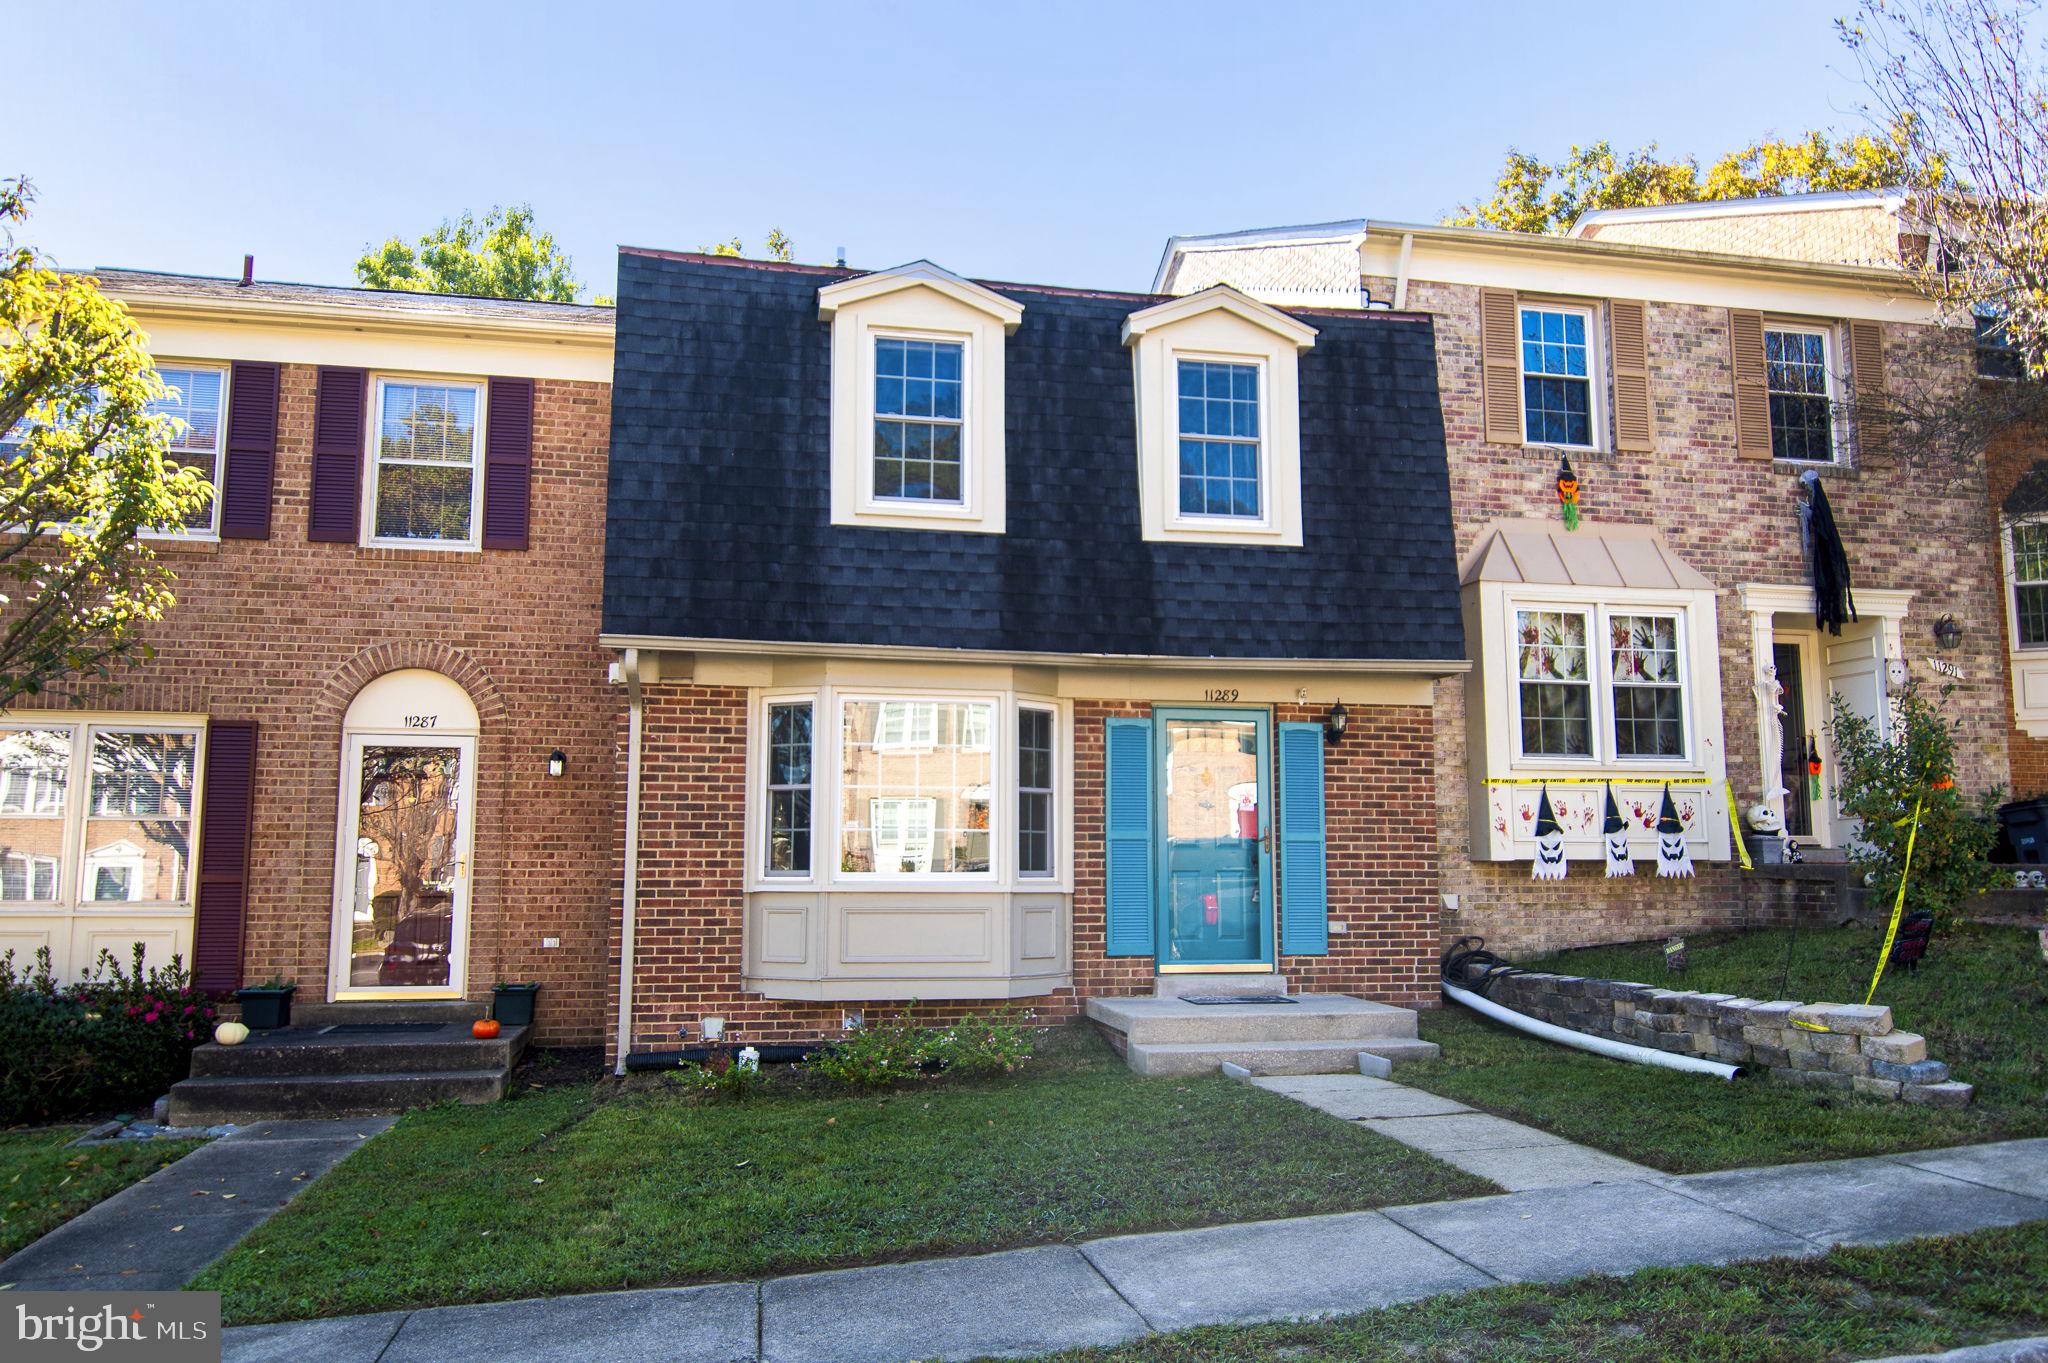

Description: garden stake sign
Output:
[1602,783,1634,877]
[1556,455,1580,531]
[1863,795,1925,1007]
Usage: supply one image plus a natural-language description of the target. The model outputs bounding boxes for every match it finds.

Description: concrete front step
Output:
[166,1069,511,1126]
[291,999,488,1026]
[1086,994,1420,1047]
[1152,973,1289,1000]
[188,1023,524,1078]
[1125,1038,1442,1077]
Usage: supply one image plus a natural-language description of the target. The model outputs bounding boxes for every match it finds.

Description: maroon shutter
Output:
[482,377,534,550]
[192,721,258,995]
[308,367,367,542]
[219,362,279,539]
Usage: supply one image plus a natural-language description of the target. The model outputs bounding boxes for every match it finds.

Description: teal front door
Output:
[1154,708,1274,970]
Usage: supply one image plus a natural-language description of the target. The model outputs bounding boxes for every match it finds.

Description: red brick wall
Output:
[611,691,1443,1060]
[48,368,616,1042]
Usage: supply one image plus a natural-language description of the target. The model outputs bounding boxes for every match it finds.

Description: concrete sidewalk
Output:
[222,1136,2048,1363]
[0,1117,393,1292]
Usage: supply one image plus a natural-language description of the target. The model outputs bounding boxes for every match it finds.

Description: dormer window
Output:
[820,262,1022,534]
[1124,285,1315,547]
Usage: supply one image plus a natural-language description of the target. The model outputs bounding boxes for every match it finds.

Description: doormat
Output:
[1184,995,1297,1006]
[319,1023,447,1035]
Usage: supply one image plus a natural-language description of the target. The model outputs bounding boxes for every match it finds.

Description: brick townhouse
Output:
[599,249,1469,1068]
[1160,191,2011,957]
[0,270,617,1045]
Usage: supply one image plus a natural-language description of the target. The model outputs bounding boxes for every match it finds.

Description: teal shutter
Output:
[1278,722,1329,956]
[1103,717,1156,956]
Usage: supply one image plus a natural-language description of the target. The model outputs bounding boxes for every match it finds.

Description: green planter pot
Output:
[492,982,540,1028]
[234,985,295,1030]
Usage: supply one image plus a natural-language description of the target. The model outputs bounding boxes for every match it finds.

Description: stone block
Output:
[1851,1076,1904,1100]
[1804,1031,1860,1056]
[1715,997,1762,1020]
[1640,989,1686,1010]
[1745,1000,1802,1027]
[1769,1066,1853,1091]
[1681,993,1737,1017]
[1742,1025,1790,1049]
[1712,1037,1753,1064]
[1612,1000,1636,1020]
[1863,1031,1927,1065]
[1826,1051,1873,1077]
[1873,1058,1949,1085]
[1791,1047,1834,1072]
[1638,1011,1682,1033]
[1749,1044,1790,1068]
[1901,1081,1975,1108]
[1789,1003,1892,1037]
[1685,1015,1713,1036]
[1653,1032,1697,1054]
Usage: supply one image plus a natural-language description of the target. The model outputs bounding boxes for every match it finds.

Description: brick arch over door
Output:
[318,644,514,1002]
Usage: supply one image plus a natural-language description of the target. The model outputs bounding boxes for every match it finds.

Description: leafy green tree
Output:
[356,205,588,302]
[1449,122,1922,235]
[701,229,795,263]
[1828,681,2003,930]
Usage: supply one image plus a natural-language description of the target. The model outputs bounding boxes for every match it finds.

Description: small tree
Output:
[701,229,795,262]
[0,178,212,705]
[357,204,588,302]
[1828,680,2003,923]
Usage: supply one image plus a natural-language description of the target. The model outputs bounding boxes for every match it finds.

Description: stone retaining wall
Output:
[1476,969,1973,1106]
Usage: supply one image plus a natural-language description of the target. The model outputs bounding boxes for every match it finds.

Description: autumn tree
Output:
[356,204,590,302]
[0,178,213,705]
[701,229,795,262]
[1449,123,1924,235]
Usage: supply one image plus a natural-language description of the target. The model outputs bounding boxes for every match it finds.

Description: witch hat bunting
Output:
[1603,783,1634,878]
[1532,786,1567,880]
[1655,784,1694,879]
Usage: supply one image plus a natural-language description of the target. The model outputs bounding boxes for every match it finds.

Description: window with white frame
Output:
[0,723,199,909]
[874,701,939,751]
[1515,608,1593,757]
[1177,359,1262,519]
[873,337,965,504]
[1519,305,1596,448]
[2013,522,2048,648]
[368,378,484,546]
[1511,605,1691,764]
[765,701,813,875]
[1609,613,1685,758]
[1764,326,1836,463]
[1017,706,1055,877]
[841,699,994,876]
[149,365,227,532]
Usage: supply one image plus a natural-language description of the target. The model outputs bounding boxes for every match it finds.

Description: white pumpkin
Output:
[214,1020,250,1047]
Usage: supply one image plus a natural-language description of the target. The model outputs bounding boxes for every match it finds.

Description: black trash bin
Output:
[1997,798,2048,864]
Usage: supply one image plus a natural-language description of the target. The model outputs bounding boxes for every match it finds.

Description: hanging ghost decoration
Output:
[1531,786,1567,880]
[1655,784,1694,879]
[1602,783,1634,877]
[1798,469,1858,636]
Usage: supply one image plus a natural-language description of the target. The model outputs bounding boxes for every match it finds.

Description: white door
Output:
[331,732,475,998]
[1822,626,1888,850]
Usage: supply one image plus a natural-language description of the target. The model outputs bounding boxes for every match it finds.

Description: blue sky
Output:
[15,1,1874,298]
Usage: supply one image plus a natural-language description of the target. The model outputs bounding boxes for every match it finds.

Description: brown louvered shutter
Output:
[482,377,534,550]
[308,367,367,541]
[219,362,279,539]
[1609,300,1654,452]
[1849,320,1888,461]
[1728,309,1772,459]
[1480,289,1523,444]
[192,721,258,995]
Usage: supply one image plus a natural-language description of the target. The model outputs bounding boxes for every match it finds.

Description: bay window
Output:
[1509,603,1691,765]
[0,722,200,911]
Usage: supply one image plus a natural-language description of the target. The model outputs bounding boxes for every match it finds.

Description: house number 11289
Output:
[402,715,439,729]
[1202,689,1239,703]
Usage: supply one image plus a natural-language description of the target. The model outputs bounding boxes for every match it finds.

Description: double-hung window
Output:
[0,722,200,909]
[1764,326,1836,462]
[1017,707,1055,877]
[873,337,965,504]
[1609,614,1684,758]
[1177,359,1262,519]
[1977,310,2025,381]
[368,378,484,546]
[2013,523,2048,649]
[1519,305,1595,448]
[764,702,813,875]
[1511,606,1690,763]
[841,698,994,876]
[1515,609,1593,758]
[148,365,227,533]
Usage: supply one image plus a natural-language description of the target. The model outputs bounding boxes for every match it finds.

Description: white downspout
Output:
[1393,231,1415,311]
[613,647,644,1075]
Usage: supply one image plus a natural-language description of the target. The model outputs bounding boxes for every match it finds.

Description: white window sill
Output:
[748,878,1072,895]
[745,973,1070,1002]
[360,539,484,555]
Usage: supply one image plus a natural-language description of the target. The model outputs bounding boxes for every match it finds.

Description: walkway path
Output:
[221,1136,2048,1363]
[0,1117,393,1292]
[1248,1071,1657,1190]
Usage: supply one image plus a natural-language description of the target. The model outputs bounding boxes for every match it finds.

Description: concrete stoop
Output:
[167,1007,526,1125]
[1086,994,1438,1077]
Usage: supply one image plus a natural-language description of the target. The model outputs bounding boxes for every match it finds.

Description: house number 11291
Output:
[402,715,439,729]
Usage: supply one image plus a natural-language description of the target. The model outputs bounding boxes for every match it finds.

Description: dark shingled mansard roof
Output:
[603,250,1463,663]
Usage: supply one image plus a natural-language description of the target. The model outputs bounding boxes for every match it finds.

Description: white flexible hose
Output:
[1443,980,1743,1081]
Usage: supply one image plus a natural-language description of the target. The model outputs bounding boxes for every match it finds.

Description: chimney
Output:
[240,254,254,286]
[835,246,847,268]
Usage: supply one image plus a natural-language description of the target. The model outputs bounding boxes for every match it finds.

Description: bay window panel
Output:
[765,702,813,874]
[1610,614,1685,758]
[1516,609,1592,757]
[85,730,195,903]
[0,728,70,902]
[2015,523,2048,648]
[840,699,995,875]
[1018,707,1055,877]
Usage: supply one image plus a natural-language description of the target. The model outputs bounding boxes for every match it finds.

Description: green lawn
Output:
[198,1027,1494,1325]
[0,1127,204,1262]
[1402,922,2048,1173]
[1022,1221,2048,1363]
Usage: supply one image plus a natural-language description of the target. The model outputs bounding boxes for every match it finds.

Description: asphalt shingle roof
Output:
[603,251,1464,662]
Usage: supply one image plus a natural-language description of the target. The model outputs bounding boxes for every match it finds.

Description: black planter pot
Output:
[492,982,540,1028]
[234,985,295,1030]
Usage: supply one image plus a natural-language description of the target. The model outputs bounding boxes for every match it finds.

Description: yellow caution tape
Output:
[1481,776,1716,786]
[1724,780,1752,871]
[1863,795,1925,1008]
[1790,1018,1832,1033]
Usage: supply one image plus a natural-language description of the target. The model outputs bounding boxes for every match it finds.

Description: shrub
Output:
[806,1008,1037,1089]
[0,944,215,1125]
[927,1011,1035,1077]
[669,1046,767,1102]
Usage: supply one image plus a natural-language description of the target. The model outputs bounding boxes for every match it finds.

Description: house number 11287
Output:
[402,715,439,729]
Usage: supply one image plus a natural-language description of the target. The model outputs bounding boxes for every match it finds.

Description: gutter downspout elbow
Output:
[614,647,644,1076]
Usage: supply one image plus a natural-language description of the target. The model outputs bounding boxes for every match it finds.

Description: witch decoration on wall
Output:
[1531,786,1567,880]
[1602,783,1634,877]
[1655,783,1694,879]
[1557,455,1581,531]
[1798,469,1858,636]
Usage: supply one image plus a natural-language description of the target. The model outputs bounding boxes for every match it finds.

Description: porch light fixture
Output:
[1325,700,1349,744]
[547,749,567,778]
[1933,614,1963,652]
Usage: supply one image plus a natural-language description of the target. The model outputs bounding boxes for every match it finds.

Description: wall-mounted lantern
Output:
[1933,614,1963,652]
[1325,700,1349,744]
[547,749,568,778]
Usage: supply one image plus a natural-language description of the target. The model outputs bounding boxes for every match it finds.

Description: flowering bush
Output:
[0,944,215,1125]
[805,1008,1037,1089]
[669,1045,767,1102]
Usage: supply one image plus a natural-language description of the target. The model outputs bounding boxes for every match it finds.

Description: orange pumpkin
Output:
[472,1018,501,1039]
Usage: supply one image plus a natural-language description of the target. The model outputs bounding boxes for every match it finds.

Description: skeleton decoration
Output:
[1602,783,1634,877]
[1531,786,1567,880]
[1655,784,1694,879]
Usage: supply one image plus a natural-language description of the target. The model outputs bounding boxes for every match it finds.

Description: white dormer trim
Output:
[822,263,1022,535]
[1125,286,1316,547]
